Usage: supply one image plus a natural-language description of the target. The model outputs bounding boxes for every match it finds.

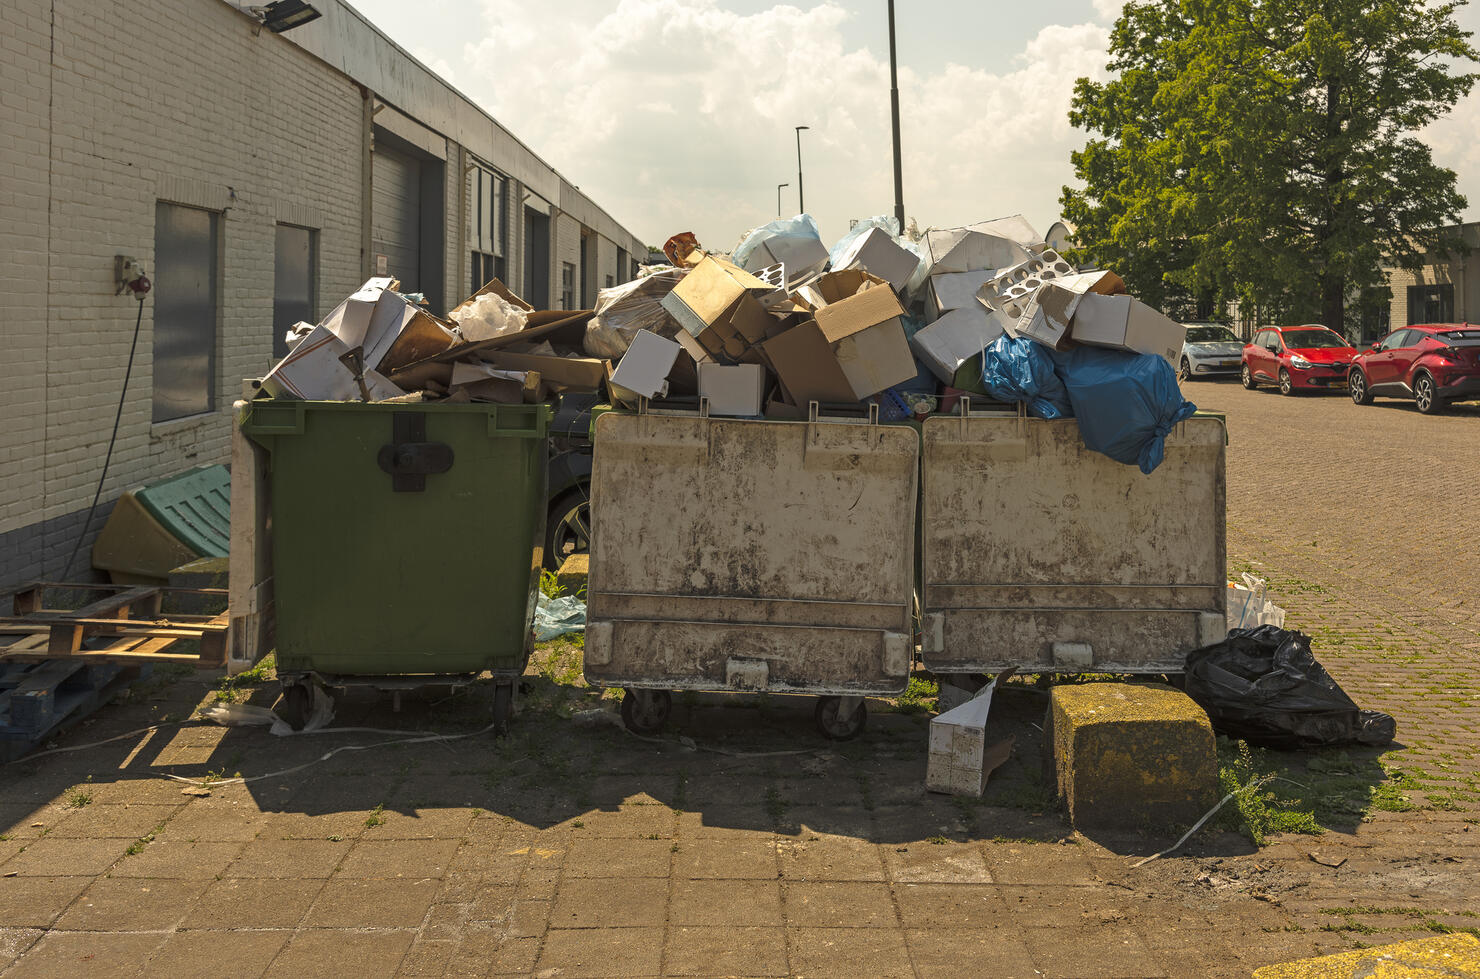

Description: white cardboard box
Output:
[925,678,1014,797]
[1069,293,1187,367]
[928,270,995,317]
[698,363,766,416]
[742,235,829,286]
[925,228,1032,274]
[833,227,918,292]
[609,329,682,400]
[910,304,1010,383]
[260,324,404,401]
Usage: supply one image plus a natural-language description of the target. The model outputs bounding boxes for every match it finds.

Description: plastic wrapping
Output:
[1184,626,1396,749]
[449,290,529,342]
[584,267,687,359]
[1050,346,1197,474]
[979,335,1072,420]
[732,214,824,271]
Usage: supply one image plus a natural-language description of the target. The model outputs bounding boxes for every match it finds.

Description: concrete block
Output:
[1049,682,1216,830]
[555,553,589,597]
[1251,934,1480,978]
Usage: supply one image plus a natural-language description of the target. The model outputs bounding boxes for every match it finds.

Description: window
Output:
[1378,330,1413,351]
[561,262,576,310]
[153,202,219,422]
[273,224,316,361]
[469,162,506,292]
[605,275,614,289]
[1407,283,1454,325]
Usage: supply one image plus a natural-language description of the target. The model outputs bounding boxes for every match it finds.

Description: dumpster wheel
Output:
[815,696,867,741]
[275,680,314,732]
[492,682,515,737]
[620,689,671,735]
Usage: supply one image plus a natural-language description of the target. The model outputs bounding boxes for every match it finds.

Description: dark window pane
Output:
[273,224,315,361]
[153,203,218,422]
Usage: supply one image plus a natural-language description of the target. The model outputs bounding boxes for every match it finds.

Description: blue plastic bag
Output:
[733,214,824,270]
[1050,346,1197,474]
[979,335,1072,420]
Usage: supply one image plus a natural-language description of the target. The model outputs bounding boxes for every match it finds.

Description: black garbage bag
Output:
[1184,625,1396,749]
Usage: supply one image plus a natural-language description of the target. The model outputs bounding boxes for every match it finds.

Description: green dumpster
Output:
[239,399,549,730]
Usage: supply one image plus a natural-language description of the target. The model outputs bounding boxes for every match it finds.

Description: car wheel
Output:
[1414,372,1443,414]
[544,487,590,572]
[1349,369,1373,405]
[1178,358,1193,382]
[1278,369,1296,396]
[1241,364,1258,389]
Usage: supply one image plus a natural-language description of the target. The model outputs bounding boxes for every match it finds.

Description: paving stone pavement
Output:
[0,381,1476,978]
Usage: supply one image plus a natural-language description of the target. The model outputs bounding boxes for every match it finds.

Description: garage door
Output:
[372,144,421,293]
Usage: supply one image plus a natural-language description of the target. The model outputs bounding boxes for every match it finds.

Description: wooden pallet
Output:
[0,658,137,761]
[0,582,230,667]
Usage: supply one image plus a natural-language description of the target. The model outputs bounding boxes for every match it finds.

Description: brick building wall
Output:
[0,0,645,592]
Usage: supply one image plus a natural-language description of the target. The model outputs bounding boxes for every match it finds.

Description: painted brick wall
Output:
[554,212,581,310]
[1,0,364,587]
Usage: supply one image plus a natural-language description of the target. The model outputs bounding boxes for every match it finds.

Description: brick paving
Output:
[1,380,1477,977]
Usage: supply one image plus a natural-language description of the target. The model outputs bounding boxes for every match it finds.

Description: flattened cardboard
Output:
[928,270,994,316]
[698,363,766,416]
[833,227,918,292]
[609,329,682,400]
[1068,293,1187,366]
[911,304,1010,383]
[762,323,858,406]
[448,361,544,403]
[743,234,829,285]
[479,351,611,392]
[378,310,458,373]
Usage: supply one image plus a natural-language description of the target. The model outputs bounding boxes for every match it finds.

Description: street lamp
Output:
[794,126,810,214]
[776,183,790,217]
[887,0,905,229]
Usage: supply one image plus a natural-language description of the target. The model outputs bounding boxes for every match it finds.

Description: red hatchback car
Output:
[1241,324,1359,395]
[1349,324,1480,414]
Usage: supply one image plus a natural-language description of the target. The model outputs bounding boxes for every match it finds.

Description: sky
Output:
[347,0,1480,252]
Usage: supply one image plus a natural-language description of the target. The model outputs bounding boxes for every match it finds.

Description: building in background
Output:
[0,0,646,591]
[1378,222,1480,344]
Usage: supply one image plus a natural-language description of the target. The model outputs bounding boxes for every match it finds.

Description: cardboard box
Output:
[832,227,918,292]
[762,323,858,406]
[741,234,829,285]
[698,363,766,416]
[377,310,459,373]
[260,325,405,401]
[609,329,682,400]
[928,270,994,317]
[966,214,1042,247]
[910,304,1010,383]
[812,280,915,399]
[925,228,1032,274]
[660,256,777,359]
[1068,293,1187,366]
[926,676,1014,797]
[1008,270,1127,349]
[321,276,395,349]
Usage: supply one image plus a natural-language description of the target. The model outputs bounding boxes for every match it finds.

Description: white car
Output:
[1178,323,1245,381]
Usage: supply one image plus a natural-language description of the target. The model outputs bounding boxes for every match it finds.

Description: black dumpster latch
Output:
[378,412,454,492]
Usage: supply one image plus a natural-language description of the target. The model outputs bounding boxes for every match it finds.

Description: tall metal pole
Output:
[795,126,809,214]
[888,0,905,230]
[776,182,789,217]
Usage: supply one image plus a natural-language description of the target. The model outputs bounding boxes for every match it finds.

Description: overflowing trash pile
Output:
[255,212,1196,473]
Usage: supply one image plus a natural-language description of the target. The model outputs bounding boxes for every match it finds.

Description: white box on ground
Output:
[833,227,918,292]
[609,329,682,400]
[1069,293,1187,367]
[910,304,1009,383]
[698,363,766,416]
[926,678,1013,797]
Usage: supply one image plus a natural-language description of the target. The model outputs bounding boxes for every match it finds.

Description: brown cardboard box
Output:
[480,351,611,392]
[660,256,777,354]
[811,277,916,399]
[762,322,857,405]
[449,362,545,403]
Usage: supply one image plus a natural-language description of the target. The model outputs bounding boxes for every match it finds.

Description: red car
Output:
[1241,324,1358,395]
[1349,323,1480,414]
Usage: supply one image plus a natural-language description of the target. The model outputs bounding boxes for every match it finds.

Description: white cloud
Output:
[1091,0,1124,22]
[458,0,1110,248]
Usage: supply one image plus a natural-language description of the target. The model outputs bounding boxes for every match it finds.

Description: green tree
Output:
[1062,0,1477,334]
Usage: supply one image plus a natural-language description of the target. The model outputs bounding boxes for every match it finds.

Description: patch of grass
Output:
[926,834,951,845]
[214,654,276,704]
[571,820,584,829]
[1215,740,1323,846]
[125,823,165,856]
[64,788,93,809]
[894,675,938,715]
[364,804,386,829]
[540,569,563,600]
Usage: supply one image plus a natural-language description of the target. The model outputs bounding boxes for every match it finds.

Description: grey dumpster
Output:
[918,411,1227,676]
[583,408,919,739]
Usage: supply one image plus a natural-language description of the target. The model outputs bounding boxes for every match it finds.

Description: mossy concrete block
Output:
[556,553,589,596]
[1049,682,1216,831]
[1251,933,1480,978]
